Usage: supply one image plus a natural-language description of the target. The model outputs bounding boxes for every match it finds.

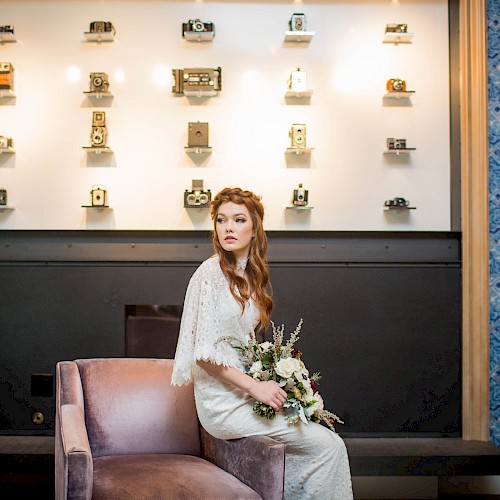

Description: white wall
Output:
[0,0,450,230]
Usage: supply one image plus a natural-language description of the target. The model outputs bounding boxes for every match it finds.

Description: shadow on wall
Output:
[125,305,182,359]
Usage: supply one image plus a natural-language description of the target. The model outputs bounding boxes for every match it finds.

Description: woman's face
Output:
[215,202,254,260]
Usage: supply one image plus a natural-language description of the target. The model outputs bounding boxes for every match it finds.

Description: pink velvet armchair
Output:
[55,358,285,499]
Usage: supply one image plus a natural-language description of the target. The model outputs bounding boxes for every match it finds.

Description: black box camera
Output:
[292,183,308,206]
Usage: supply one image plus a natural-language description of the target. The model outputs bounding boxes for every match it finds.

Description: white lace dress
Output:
[172,256,353,500]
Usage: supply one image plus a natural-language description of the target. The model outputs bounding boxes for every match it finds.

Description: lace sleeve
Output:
[171,258,237,386]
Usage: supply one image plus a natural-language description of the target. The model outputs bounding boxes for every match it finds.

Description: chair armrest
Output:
[55,404,93,500]
[200,426,285,500]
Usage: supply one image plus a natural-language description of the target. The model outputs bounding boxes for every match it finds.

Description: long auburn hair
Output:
[210,187,273,330]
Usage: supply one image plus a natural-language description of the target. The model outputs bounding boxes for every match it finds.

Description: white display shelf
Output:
[82,146,113,154]
[83,31,115,42]
[285,205,314,211]
[0,206,14,211]
[384,90,415,99]
[383,205,416,211]
[285,89,313,98]
[183,31,215,42]
[0,90,15,98]
[82,205,112,210]
[185,146,212,154]
[181,89,218,97]
[0,146,15,154]
[383,32,414,44]
[384,148,416,155]
[0,32,16,43]
[285,147,314,155]
[83,91,114,99]
[284,31,315,43]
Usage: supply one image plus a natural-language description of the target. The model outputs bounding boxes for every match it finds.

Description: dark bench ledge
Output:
[345,438,500,476]
[0,436,499,487]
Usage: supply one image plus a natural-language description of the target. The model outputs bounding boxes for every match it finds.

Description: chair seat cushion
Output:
[92,454,262,499]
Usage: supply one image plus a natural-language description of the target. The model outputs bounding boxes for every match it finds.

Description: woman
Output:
[172,187,353,499]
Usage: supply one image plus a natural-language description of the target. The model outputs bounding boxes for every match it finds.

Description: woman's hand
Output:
[249,380,287,411]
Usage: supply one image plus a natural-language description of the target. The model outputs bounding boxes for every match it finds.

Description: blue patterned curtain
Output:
[488,0,500,446]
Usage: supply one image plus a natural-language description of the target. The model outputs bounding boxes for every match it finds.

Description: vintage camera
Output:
[0,62,14,91]
[288,68,307,92]
[172,67,222,94]
[188,122,209,148]
[89,21,115,35]
[182,19,214,36]
[385,197,410,208]
[0,136,13,148]
[0,26,14,34]
[292,183,308,207]
[386,78,406,92]
[91,185,107,207]
[385,23,408,33]
[89,72,109,93]
[184,180,211,208]
[387,138,407,150]
[289,124,306,148]
[289,13,307,32]
[90,111,108,147]
[0,188,7,206]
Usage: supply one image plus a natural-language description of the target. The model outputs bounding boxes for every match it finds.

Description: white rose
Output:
[249,360,263,374]
[259,341,274,352]
[305,393,325,418]
[299,377,311,391]
[302,386,314,403]
[275,357,302,379]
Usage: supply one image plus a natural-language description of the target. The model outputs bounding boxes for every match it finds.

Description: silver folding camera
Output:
[292,183,308,207]
[91,185,107,207]
[0,136,13,148]
[188,122,209,148]
[289,13,307,32]
[90,111,108,147]
[289,124,307,148]
[89,21,115,35]
[182,19,214,36]
[89,72,109,93]
[387,138,407,150]
[172,67,222,94]
[0,188,7,206]
[0,62,14,91]
[288,68,307,92]
[0,26,14,34]
[184,180,211,208]
[385,23,408,34]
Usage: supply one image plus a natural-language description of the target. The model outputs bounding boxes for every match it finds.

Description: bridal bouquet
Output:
[223,319,343,432]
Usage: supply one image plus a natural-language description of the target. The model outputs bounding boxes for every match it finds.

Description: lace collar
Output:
[235,257,248,272]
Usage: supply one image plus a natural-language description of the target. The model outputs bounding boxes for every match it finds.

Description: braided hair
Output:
[210,187,273,331]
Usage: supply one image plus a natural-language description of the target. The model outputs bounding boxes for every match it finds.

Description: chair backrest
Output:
[59,358,200,458]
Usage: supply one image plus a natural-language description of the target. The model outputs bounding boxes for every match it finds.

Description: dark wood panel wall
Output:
[0,231,461,437]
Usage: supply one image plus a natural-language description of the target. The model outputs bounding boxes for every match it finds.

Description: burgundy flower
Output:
[310,378,318,393]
